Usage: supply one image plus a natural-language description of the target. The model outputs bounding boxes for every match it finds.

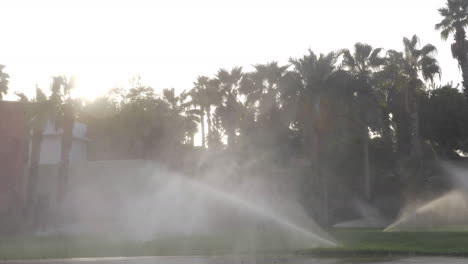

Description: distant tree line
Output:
[2,0,468,225]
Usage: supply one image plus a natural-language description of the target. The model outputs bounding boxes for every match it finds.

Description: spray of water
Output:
[384,161,468,231]
[334,199,388,228]
[40,160,335,251]
[186,179,336,247]
[384,191,468,231]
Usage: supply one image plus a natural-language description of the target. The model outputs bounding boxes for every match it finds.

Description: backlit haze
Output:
[1,0,461,100]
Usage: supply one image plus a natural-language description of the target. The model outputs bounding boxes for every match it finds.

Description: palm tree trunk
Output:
[27,127,42,212]
[57,104,74,202]
[410,110,422,159]
[460,60,468,100]
[191,133,195,147]
[312,128,330,226]
[460,57,468,99]
[459,45,468,99]
[454,27,468,100]
[410,89,422,161]
[227,127,234,147]
[311,94,328,226]
[226,95,237,148]
[201,106,206,148]
[322,161,329,226]
[363,126,371,200]
[406,105,424,195]
[206,105,212,147]
[382,108,392,149]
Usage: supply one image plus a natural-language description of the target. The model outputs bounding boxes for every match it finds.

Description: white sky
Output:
[0,0,462,100]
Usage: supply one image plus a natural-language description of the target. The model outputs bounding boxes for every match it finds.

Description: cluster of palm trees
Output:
[436,0,468,98]
[1,0,468,224]
[18,77,76,213]
[160,34,451,222]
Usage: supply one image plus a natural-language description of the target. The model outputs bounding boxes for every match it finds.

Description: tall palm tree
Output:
[53,76,76,202]
[175,89,201,147]
[342,43,385,77]
[26,87,49,212]
[191,77,221,148]
[290,51,338,157]
[436,0,468,98]
[162,88,180,113]
[239,62,289,148]
[377,50,410,155]
[190,76,215,148]
[289,50,339,225]
[240,61,289,119]
[216,67,243,147]
[205,78,221,147]
[401,35,441,160]
[341,43,385,200]
[0,65,9,100]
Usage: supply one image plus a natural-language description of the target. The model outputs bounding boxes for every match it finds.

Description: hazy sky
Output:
[1,0,461,100]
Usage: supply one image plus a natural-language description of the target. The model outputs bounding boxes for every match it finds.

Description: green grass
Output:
[3,228,468,260]
[299,228,468,257]
[0,232,307,260]
[0,234,233,260]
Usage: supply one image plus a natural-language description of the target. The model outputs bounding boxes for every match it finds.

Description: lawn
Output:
[0,231,313,260]
[3,228,468,260]
[300,228,468,257]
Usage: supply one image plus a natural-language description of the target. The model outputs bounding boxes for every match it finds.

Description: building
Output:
[0,101,26,215]
[31,119,89,210]
[0,101,91,231]
[37,120,89,165]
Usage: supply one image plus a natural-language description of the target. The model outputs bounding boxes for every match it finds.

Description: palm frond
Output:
[341,49,356,70]
[411,35,420,48]
[369,48,385,68]
[420,57,441,82]
[440,27,454,40]
[438,7,450,18]
[216,68,230,83]
[421,44,438,56]
[355,42,373,65]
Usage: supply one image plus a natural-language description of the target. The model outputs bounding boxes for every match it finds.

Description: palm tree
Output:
[52,76,76,202]
[0,65,9,100]
[216,67,243,147]
[205,78,221,147]
[173,89,201,147]
[162,87,180,112]
[401,35,441,160]
[240,61,289,119]
[289,50,339,225]
[190,77,221,148]
[342,43,385,77]
[377,50,410,154]
[190,76,212,148]
[239,62,289,148]
[290,51,339,157]
[436,0,468,98]
[341,43,385,200]
[26,87,50,213]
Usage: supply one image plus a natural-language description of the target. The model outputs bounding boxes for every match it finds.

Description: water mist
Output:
[37,159,335,253]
